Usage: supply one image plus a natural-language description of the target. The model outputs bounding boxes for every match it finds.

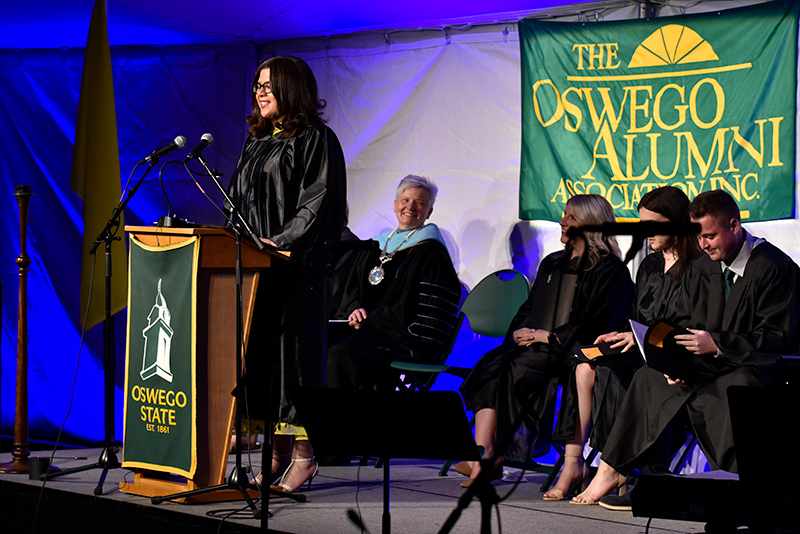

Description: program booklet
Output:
[630,318,695,380]
[574,341,627,363]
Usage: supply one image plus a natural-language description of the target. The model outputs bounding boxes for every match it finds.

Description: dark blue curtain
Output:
[0,43,256,445]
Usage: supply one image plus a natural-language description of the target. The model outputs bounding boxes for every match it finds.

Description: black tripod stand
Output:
[44,160,167,493]
[149,154,300,517]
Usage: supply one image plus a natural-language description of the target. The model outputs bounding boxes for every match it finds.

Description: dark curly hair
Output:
[246,56,327,139]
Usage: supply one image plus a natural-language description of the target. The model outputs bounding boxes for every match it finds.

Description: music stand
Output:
[293,388,480,534]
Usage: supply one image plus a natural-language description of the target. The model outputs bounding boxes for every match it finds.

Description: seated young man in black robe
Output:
[573,189,800,507]
[326,175,461,391]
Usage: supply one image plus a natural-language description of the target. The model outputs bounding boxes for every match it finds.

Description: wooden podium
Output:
[119,225,289,502]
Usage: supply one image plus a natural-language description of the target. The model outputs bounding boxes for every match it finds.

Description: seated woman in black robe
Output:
[458,194,633,488]
[543,186,702,501]
[327,175,462,391]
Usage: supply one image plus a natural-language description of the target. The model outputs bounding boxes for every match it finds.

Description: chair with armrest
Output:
[390,269,531,475]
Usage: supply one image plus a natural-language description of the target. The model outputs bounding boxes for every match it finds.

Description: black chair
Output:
[391,312,466,393]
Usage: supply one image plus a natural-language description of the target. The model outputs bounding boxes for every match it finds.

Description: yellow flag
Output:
[70,0,127,330]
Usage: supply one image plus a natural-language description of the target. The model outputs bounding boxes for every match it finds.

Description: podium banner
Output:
[519,1,798,222]
[122,236,199,478]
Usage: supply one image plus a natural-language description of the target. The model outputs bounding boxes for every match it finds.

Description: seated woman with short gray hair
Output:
[327,175,461,391]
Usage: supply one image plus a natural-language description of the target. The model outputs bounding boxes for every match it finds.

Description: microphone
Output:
[139,135,187,165]
[183,133,214,163]
[566,221,701,239]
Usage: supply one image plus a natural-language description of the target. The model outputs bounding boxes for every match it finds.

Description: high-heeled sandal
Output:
[570,473,628,505]
[249,471,265,490]
[570,490,599,505]
[543,454,588,501]
[271,452,292,481]
[617,473,628,496]
[269,456,319,497]
[459,457,503,488]
[452,461,472,478]
[248,452,293,490]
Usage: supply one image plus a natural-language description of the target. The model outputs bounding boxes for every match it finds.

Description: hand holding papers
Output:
[574,331,634,363]
[630,318,694,381]
[574,341,627,362]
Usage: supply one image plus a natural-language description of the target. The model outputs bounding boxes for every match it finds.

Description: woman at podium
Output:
[458,194,633,488]
[226,56,347,494]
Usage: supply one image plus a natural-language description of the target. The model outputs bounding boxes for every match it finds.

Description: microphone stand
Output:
[227,233,360,530]
[150,155,298,524]
[45,157,165,493]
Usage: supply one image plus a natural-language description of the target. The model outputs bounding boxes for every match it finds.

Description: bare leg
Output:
[544,363,595,499]
[271,433,292,480]
[468,407,498,481]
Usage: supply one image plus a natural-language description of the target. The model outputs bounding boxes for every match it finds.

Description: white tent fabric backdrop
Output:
[298,29,550,290]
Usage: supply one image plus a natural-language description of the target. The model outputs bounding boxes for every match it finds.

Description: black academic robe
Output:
[460,250,633,460]
[228,123,347,253]
[681,241,800,369]
[227,123,347,425]
[330,226,361,321]
[570,252,689,452]
[603,240,800,473]
[327,239,462,390]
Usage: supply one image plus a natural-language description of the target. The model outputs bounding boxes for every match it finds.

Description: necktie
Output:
[723,268,736,301]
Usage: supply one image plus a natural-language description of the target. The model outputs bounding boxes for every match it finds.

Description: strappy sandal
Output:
[269,456,319,497]
[543,454,588,501]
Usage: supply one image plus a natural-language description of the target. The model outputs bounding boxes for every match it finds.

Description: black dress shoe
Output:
[598,491,632,511]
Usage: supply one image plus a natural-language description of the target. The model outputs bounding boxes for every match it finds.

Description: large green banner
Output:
[520,2,798,222]
[122,236,199,478]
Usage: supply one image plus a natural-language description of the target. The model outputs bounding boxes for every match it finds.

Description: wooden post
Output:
[0,185,33,474]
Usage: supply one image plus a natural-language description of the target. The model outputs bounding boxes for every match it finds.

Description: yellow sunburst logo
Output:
[628,24,719,68]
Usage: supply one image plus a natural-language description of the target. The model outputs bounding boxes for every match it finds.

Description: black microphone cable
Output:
[180,161,229,221]
[31,253,109,533]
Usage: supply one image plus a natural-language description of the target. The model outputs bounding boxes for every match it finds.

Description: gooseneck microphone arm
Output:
[89,153,171,255]
[193,152,265,252]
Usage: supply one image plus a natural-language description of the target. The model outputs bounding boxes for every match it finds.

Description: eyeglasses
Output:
[252,82,272,95]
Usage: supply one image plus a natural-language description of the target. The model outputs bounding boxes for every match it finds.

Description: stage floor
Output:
[1,448,706,533]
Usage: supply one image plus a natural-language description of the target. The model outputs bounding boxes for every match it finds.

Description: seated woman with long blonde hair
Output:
[457,194,633,488]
